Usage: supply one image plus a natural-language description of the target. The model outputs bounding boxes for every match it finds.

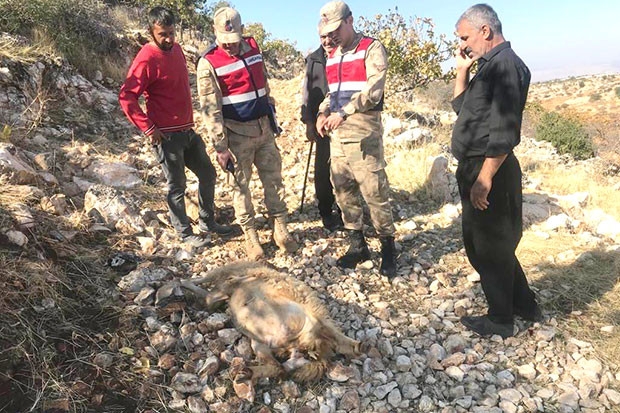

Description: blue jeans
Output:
[153,129,217,237]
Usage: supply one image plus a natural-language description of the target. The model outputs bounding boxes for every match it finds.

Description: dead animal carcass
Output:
[180,261,360,383]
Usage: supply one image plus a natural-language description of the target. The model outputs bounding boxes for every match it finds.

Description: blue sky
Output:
[226,0,620,82]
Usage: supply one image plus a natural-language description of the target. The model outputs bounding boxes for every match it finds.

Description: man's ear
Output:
[481,24,492,40]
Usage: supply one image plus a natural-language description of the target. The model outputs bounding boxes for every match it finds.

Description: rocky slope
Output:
[1,34,620,412]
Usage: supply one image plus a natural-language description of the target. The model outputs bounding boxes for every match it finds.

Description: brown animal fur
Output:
[180,261,360,382]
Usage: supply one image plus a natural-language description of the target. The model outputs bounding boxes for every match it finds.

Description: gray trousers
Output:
[154,129,217,237]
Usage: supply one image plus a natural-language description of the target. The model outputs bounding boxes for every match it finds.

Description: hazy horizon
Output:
[225,0,620,83]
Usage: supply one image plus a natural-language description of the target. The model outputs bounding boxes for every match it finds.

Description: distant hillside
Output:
[528,73,620,166]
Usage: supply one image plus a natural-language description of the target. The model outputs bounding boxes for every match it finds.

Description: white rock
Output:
[170,372,201,393]
[387,388,402,407]
[217,328,242,345]
[456,396,473,409]
[418,395,435,412]
[467,271,480,283]
[557,390,579,409]
[445,366,465,381]
[577,358,603,379]
[544,213,571,231]
[402,383,422,400]
[0,143,38,184]
[396,355,412,372]
[603,389,620,405]
[517,363,537,380]
[499,388,522,403]
[601,325,615,333]
[374,382,398,400]
[536,328,556,341]
[444,335,467,354]
[5,230,28,246]
[84,184,144,234]
[187,396,208,413]
[427,343,447,362]
[568,337,591,348]
[428,156,451,202]
[496,369,515,385]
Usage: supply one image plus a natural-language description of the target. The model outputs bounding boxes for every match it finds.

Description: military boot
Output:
[273,216,298,253]
[337,230,370,269]
[379,236,397,278]
[244,227,264,261]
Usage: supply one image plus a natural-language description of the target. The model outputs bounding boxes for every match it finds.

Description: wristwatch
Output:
[338,109,348,120]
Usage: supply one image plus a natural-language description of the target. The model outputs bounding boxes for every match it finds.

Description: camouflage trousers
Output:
[227,119,288,229]
[329,112,395,237]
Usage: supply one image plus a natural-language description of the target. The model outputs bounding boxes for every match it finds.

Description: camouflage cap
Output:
[319,1,351,36]
[213,7,243,44]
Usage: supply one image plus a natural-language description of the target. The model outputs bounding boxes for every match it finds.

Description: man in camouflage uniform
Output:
[316,0,397,278]
[196,7,298,260]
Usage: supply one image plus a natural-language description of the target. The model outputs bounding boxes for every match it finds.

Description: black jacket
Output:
[300,46,328,129]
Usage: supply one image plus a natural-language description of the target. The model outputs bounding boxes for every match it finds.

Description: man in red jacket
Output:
[119,6,231,248]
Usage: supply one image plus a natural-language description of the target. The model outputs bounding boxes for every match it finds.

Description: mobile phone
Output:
[226,159,235,173]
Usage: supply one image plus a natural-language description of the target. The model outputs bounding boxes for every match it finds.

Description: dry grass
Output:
[0,35,54,63]
[0,181,148,410]
[385,141,443,198]
[520,158,620,220]
[518,231,620,367]
[109,6,143,32]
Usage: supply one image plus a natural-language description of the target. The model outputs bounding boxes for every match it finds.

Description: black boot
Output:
[321,212,344,232]
[337,230,370,269]
[379,236,397,278]
[199,217,233,235]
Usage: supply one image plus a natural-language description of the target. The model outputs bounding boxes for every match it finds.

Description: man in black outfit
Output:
[452,4,541,338]
[300,22,344,231]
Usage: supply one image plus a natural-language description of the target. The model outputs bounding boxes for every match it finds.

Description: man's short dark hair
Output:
[148,6,176,30]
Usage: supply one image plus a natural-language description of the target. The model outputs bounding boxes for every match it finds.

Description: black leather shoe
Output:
[460,315,514,338]
[514,305,543,322]
[199,219,233,235]
[181,234,210,248]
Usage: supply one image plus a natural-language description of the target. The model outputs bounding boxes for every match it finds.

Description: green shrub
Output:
[357,8,457,93]
[535,111,594,160]
[615,86,620,99]
[590,93,601,102]
[0,0,126,80]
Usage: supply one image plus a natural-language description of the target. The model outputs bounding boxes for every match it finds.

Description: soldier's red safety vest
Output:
[325,36,384,113]
[203,37,271,122]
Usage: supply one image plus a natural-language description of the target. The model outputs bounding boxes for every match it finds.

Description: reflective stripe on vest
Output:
[203,37,271,122]
[325,37,383,113]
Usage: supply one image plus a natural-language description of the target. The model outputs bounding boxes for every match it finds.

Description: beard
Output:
[153,38,173,51]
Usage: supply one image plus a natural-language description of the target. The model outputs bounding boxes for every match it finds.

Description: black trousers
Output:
[456,153,537,323]
[314,135,337,218]
[154,129,217,237]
